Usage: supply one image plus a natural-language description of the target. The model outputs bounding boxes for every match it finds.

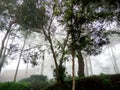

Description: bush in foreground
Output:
[1,74,120,90]
[45,74,120,90]
[0,82,31,90]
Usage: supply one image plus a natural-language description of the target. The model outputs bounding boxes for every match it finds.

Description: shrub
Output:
[19,75,49,90]
[0,82,31,90]
[45,74,120,90]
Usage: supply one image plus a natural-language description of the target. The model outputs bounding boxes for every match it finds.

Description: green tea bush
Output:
[19,75,49,90]
[45,74,120,90]
[0,82,32,90]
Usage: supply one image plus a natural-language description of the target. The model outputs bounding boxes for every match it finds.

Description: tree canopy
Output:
[15,0,48,30]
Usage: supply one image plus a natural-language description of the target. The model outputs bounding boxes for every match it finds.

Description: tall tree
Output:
[0,0,18,73]
[15,0,69,83]
[62,0,120,89]
[63,0,120,78]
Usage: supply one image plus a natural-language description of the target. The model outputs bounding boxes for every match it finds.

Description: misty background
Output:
[1,32,120,82]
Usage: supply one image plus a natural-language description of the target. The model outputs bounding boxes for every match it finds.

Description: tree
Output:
[63,0,120,90]
[15,0,69,84]
[0,0,18,73]
[63,0,120,74]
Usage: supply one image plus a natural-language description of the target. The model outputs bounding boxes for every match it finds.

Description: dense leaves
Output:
[0,82,31,90]
[45,74,120,90]
[53,65,67,82]
[63,0,120,55]
[15,0,48,30]
[19,75,49,90]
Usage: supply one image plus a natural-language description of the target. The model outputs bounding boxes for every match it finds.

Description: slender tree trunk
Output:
[14,33,28,82]
[41,59,44,75]
[0,32,17,73]
[72,50,75,90]
[0,21,15,73]
[77,50,84,77]
[0,31,10,57]
[25,62,28,78]
[0,38,10,73]
[108,46,116,74]
[88,55,93,75]
[0,30,11,73]
[59,32,69,66]
[43,29,60,83]
[84,56,89,76]
[109,46,119,73]
[111,47,119,73]
[41,52,45,75]
[42,13,61,83]
[49,37,60,83]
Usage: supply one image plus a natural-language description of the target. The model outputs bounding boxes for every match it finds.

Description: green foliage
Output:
[15,0,48,30]
[0,82,31,90]
[62,0,120,56]
[1,74,120,90]
[53,65,67,83]
[22,45,46,67]
[0,0,17,14]
[19,75,49,90]
[20,75,48,83]
[45,74,120,90]
[0,0,17,30]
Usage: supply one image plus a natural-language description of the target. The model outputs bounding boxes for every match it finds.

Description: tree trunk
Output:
[59,32,69,66]
[109,46,119,73]
[25,62,28,78]
[77,50,84,77]
[72,50,75,90]
[88,56,93,75]
[41,52,45,75]
[0,30,10,73]
[49,37,60,83]
[42,13,61,83]
[0,21,15,73]
[84,56,89,76]
[14,33,28,82]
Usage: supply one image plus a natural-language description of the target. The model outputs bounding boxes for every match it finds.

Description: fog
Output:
[0,32,120,82]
